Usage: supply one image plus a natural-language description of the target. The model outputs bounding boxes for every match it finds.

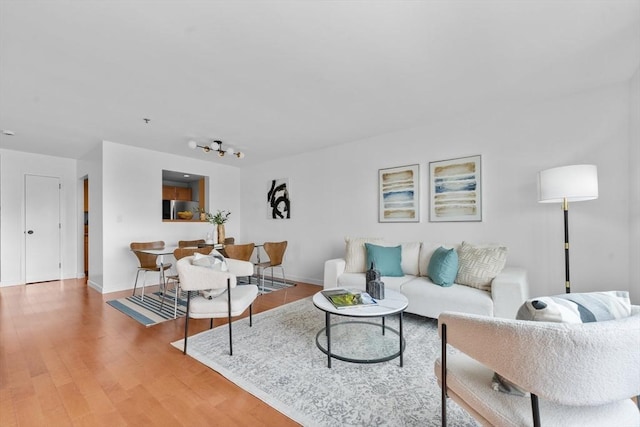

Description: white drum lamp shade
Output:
[538,165,598,203]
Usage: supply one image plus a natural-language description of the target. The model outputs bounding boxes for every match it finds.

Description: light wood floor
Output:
[0,278,321,426]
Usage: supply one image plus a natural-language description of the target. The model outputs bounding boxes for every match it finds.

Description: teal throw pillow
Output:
[364,243,404,277]
[427,247,458,286]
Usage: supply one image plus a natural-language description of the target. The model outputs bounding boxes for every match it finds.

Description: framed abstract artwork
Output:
[267,178,291,219]
[379,164,420,222]
[429,155,482,222]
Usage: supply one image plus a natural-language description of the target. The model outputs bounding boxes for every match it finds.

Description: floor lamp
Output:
[537,165,598,293]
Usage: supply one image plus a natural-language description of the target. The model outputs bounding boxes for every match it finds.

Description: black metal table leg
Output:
[399,311,403,367]
[326,311,331,368]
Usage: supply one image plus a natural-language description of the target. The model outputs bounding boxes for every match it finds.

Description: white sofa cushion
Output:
[337,273,415,293]
[401,277,493,318]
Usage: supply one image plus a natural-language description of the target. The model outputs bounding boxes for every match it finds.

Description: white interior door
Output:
[25,175,61,283]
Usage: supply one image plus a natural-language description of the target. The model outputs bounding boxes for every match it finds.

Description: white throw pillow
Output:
[400,242,421,276]
[344,237,383,273]
[192,252,228,272]
[192,252,229,298]
[516,291,632,323]
[455,241,507,291]
[210,248,225,258]
[192,252,213,266]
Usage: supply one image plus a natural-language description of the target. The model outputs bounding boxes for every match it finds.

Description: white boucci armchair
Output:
[435,307,640,427]
[177,256,258,356]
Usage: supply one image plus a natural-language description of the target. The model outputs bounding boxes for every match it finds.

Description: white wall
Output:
[77,143,104,291]
[240,83,635,301]
[0,149,78,286]
[1,141,242,293]
[630,67,640,304]
[2,82,636,301]
[97,141,241,293]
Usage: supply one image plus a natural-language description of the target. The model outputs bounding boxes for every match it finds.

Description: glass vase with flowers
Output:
[205,210,231,244]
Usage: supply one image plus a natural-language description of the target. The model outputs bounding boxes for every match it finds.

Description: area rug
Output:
[171,297,478,427]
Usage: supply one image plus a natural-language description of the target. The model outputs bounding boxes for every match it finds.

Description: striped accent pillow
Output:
[455,241,507,291]
[516,291,632,323]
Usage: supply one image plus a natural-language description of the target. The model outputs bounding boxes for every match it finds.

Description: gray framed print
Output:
[429,155,482,222]
[379,164,420,223]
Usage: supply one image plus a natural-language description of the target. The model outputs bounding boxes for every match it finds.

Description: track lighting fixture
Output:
[187,140,245,159]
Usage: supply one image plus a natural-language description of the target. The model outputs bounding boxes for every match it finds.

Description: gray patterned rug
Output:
[171,297,478,427]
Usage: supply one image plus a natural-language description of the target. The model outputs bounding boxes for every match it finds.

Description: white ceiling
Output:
[1,0,639,167]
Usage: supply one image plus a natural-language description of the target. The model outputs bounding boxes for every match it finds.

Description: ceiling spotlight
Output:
[187,139,244,159]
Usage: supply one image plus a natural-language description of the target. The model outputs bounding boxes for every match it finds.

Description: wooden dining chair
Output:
[223,243,255,262]
[217,237,235,257]
[130,241,172,300]
[223,243,256,285]
[255,241,288,294]
[178,239,205,248]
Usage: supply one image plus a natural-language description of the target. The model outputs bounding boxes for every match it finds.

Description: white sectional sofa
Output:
[323,239,529,319]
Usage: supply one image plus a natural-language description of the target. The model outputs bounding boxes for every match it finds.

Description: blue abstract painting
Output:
[429,155,482,222]
[379,164,420,222]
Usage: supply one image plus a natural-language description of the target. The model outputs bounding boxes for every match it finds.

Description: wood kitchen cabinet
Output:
[161,171,208,222]
[162,185,192,201]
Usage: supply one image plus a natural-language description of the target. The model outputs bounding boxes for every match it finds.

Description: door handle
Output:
[27,230,34,234]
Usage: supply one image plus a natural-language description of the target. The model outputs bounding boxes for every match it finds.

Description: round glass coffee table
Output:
[312,288,409,368]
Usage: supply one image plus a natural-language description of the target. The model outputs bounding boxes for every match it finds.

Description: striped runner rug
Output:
[107,276,296,327]
[238,275,297,293]
[106,290,187,327]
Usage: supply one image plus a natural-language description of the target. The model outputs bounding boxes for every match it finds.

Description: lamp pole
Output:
[537,164,598,295]
[563,198,570,293]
